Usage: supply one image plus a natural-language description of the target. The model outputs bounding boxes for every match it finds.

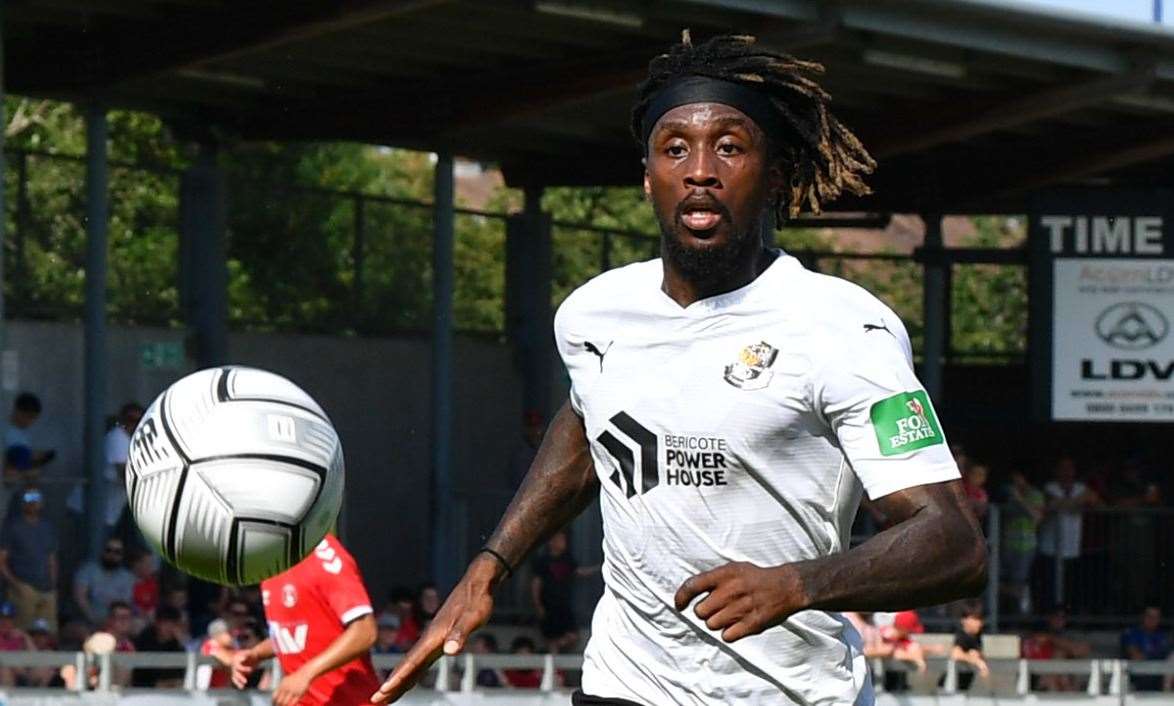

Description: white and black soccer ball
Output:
[126,366,344,586]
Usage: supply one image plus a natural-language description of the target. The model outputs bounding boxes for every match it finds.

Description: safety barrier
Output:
[0,652,1169,698]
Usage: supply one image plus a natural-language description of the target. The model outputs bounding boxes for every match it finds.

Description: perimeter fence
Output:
[3,148,1028,362]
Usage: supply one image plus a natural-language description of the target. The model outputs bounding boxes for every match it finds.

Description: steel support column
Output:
[179,142,228,368]
[83,104,110,561]
[0,5,7,447]
[430,152,457,591]
[921,214,947,403]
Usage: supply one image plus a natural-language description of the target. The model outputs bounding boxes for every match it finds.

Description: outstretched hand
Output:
[230,649,258,689]
[674,561,807,643]
[370,558,498,703]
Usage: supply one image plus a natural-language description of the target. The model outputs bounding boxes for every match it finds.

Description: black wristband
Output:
[477,546,514,578]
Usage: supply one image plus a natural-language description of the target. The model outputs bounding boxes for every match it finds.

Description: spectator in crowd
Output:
[844,612,891,660]
[0,602,34,686]
[882,611,933,675]
[1109,458,1162,610]
[162,586,192,637]
[951,607,989,690]
[196,618,235,690]
[470,633,510,688]
[3,393,55,517]
[531,531,597,653]
[416,583,440,629]
[373,613,400,654]
[74,538,135,626]
[223,598,255,635]
[1036,457,1101,611]
[951,444,971,476]
[1001,470,1044,614]
[503,636,542,689]
[1021,606,1090,691]
[103,601,138,687]
[0,488,58,631]
[186,578,228,637]
[1122,606,1171,692]
[386,586,420,651]
[962,463,990,522]
[131,551,160,624]
[132,605,186,688]
[25,619,60,687]
[66,402,143,544]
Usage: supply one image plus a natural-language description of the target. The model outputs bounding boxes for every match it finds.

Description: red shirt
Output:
[261,535,379,706]
[199,639,231,688]
[133,575,159,616]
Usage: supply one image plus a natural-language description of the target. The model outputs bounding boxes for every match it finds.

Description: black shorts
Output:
[572,690,646,706]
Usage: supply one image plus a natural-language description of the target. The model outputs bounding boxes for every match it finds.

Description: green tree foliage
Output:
[3,97,1026,358]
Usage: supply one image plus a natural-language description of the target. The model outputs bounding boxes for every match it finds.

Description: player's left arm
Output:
[677,310,986,643]
[273,613,377,706]
[676,480,985,642]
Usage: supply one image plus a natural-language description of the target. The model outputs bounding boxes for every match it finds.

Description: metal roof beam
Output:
[10,0,450,92]
[872,67,1156,158]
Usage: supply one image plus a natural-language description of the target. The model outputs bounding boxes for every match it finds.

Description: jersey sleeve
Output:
[553,295,588,416]
[812,314,959,500]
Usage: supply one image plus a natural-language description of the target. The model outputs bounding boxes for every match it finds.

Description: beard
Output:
[656,204,764,285]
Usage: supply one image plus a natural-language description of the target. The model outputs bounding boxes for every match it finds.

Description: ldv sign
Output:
[1030,190,1174,422]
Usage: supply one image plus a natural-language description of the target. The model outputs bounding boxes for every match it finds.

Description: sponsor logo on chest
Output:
[596,412,731,499]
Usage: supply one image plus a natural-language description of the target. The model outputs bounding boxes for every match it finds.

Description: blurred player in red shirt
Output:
[230,535,378,706]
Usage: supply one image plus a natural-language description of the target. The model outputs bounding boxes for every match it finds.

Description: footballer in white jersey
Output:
[375,32,987,706]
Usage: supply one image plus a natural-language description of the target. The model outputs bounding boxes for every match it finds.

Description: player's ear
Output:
[642,167,652,200]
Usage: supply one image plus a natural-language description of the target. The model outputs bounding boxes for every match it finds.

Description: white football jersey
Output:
[554,253,960,706]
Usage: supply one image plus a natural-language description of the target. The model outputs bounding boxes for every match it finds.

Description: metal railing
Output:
[0,652,1169,696]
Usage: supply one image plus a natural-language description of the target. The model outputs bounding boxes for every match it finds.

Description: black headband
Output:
[640,75,785,148]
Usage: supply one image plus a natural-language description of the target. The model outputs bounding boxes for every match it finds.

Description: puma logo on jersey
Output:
[863,322,893,336]
[583,340,613,372]
[271,623,308,654]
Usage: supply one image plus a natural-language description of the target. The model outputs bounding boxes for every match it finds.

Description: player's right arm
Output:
[371,399,597,704]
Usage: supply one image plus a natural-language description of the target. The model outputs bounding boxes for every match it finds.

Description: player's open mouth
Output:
[681,209,722,231]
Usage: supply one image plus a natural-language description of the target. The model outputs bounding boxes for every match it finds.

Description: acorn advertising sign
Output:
[1030,190,1174,422]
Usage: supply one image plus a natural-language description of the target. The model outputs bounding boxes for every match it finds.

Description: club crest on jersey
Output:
[282,583,297,608]
[723,341,779,390]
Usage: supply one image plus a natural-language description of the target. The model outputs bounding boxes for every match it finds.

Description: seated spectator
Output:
[386,586,420,651]
[416,583,440,630]
[962,464,990,522]
[1122,606,1171,692]
[0,602,34,686]
[951,607,989,690]
[197,618,235,689]
[103,601,137,687]
[470,633,509,688]
[372,613,401,680]
[1021,606,1089,691]
[25,618,62,687]
[131,551,160,621]
[131,605,186,688]
[0,488,58,631]
[161,586,192,638]
[73,539,135,626]
[503,636,542,689]
[881,611,931,673]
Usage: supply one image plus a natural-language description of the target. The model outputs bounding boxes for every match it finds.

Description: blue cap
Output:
[0,602,16,618]
[21,489,42,504]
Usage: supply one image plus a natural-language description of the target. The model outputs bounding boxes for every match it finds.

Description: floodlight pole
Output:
[83,103,110,561]
[430,152,457,591]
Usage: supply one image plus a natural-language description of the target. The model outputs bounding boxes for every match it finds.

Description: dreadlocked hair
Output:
[631,31,875,220]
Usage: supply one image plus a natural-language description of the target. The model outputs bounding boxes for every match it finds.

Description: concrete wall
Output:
[5,320,528,605]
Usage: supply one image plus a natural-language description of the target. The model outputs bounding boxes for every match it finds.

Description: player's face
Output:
[644,103,781,283]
